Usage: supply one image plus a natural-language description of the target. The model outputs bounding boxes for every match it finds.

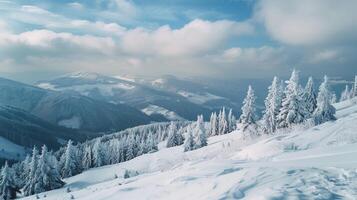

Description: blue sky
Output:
[0,0,356,82]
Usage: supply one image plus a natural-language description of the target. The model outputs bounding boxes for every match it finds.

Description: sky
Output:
[0,0,357,83]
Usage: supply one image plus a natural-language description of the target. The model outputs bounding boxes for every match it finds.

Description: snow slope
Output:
[22,99,357,200]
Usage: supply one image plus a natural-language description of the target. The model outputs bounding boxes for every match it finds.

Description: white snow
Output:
[178,90,224,104]
[0,136,26,160]
[37,82,56,90]
[22,99,357,200]
[141,105,185,121]
[114,75,136,83]
[58,116,81,129]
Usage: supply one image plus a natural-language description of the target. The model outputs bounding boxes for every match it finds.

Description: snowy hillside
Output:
[22,99,357,200]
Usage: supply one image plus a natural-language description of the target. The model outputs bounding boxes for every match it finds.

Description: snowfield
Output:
[22,99,357,200]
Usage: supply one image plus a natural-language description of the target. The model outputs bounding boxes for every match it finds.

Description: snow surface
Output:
[0,136,26,160]
[22,99,357,200]
[177,90,224,104]
[58,116,82,129]
[141,105,185,121]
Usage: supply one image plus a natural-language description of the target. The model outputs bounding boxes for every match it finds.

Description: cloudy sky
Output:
[0,0,356,82]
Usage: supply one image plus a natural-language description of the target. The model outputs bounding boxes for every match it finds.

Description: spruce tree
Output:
[209,112,218,136]
[61,140,79,178]
[184,126,195,152]
[218,108,228,135]
[313,75,336,125]
[353,75,357,97]
[82,145,92,170]
[303,77,317,117]
[239,85,257,129]
[0,162,17,200]
[277,70,308,128]
[93,139,105,167]
[340,85,351,102]
[23,147,40,196]
[227,109,236,132]
[194,115,207,148]
[36,145,64,192]
[166,122,182,147]
[262,76,281,134]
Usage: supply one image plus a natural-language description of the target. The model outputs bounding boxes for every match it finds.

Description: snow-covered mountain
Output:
[36,72,239,121]
[0,106,88,162]
[0,77,152,133]
[22,99,357,199]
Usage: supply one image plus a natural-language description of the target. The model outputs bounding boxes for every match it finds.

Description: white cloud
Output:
[121,19,254,57]
[256,0,357,46]
[67,2,84,10]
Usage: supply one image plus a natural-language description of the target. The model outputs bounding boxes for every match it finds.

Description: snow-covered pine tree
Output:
[330,93,337,104]
[227,109,236,132]
[194,115,207,148]
[353,75,357,97]
[82,144,92,170]
[166,122,182,147]
[36,145,64,192]
[313,75,336,125]
[125,135,135,160]
[184,125,195,152]
[61,140,79,178]
[146,131,157,152]
[239,85,257,131]
[277,70,308,128]
[93,139,105,167]
[23,147,39,196]
[218,108,228,135]
[0,162,17,200]
[209,112,218,136]
[262,76,281,134]
[303,77,317,117]
[340,85,351,102]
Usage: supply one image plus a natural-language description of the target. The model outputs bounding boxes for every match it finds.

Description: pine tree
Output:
[184,126,195,152]
[93,139,105,167]
[277,70,308,128]
[239,85,257,129]
[227,109,236,132]
[218,108,228,135]
[353,75,357,97]
[313,75,336,125]
[23,147,39,196]
[82,144,92,170]
[303,77,317,117]
[340,85,351,102]
[125,135,135,160]
[209,112,218,136]
[262,76,281,134]
[61,140,79,178]
[166,122,182,147]
[36,145,64,192]
[0,162,17,200]
[194,115,207,148]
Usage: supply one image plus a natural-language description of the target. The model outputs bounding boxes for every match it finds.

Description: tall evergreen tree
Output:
[194,115,207,148]
[262,76,281,134]
[0,162,17,200]
[93,139,105,167]
[23,147,39,196]
[353,75,357,97]
[82,144,92,170]
[218,108,228,135]
[166,122,183,147]
[209,112,218,136]
[36,145,64,192]
[303,77,317,117]
[277,70,308,128]
[61,140,79,178]
[340,85,351,102]
[227,109,236,132]
[313,75,336,125]
[184,126,195,152]
[239,85,257,129]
